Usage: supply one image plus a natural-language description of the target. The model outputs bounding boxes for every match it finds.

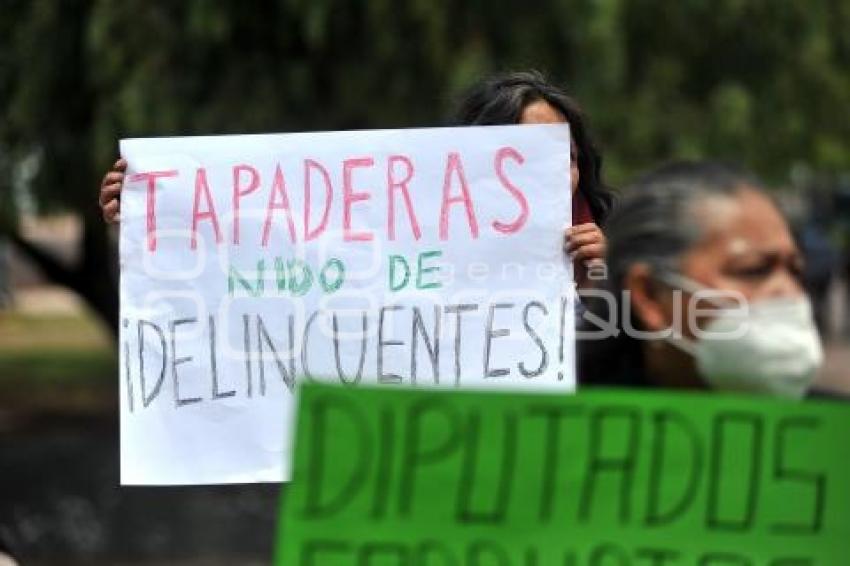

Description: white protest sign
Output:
[119,124,574,485]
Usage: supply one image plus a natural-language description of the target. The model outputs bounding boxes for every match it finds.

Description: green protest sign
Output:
[276,384,850,565]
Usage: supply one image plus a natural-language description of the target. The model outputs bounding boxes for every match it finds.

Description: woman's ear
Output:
[623,264,672,332]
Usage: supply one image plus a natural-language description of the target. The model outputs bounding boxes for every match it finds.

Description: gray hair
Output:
[603,160,760,294]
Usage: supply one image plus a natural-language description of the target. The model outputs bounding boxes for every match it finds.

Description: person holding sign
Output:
[99,70,614,283]
[454,70,614,288]
[579,161,828,398]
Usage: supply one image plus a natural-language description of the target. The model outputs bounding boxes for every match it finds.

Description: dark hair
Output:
[454,70,614,225]
[578,160,764,386]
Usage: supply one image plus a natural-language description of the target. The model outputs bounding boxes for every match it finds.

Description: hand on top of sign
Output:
[99,158,125,224]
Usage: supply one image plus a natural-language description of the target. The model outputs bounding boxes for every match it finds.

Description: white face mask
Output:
[659,273,823,399]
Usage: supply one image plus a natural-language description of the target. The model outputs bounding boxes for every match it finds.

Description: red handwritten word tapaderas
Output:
[129,148,532,252]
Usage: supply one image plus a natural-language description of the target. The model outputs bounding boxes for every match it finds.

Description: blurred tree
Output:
[609,0,850,182]
[0,0,119,335]
[1,0,849,338]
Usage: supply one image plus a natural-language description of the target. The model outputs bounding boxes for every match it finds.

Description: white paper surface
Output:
[119,124,574,485]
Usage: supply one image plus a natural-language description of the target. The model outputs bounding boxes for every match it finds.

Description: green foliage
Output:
[1,0,849,216]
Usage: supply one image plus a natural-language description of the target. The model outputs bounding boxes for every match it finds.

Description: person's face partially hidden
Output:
[520,100,579,195]
[624,186,809,391]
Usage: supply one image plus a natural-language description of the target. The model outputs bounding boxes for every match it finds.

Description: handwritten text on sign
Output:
[118,125,574,484]
[276,384,850,564]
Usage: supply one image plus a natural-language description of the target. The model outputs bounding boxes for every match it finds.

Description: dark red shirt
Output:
[572,190,594,226]
[572,190,596,286]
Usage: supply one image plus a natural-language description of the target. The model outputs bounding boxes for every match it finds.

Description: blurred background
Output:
[1,1,849,564]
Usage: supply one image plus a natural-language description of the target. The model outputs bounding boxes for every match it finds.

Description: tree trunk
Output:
[8,212,119,340]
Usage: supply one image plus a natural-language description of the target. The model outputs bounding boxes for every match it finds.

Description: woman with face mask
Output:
[578,161,833,399]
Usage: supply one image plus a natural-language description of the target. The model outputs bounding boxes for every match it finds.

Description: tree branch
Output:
[6,230,82,291]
